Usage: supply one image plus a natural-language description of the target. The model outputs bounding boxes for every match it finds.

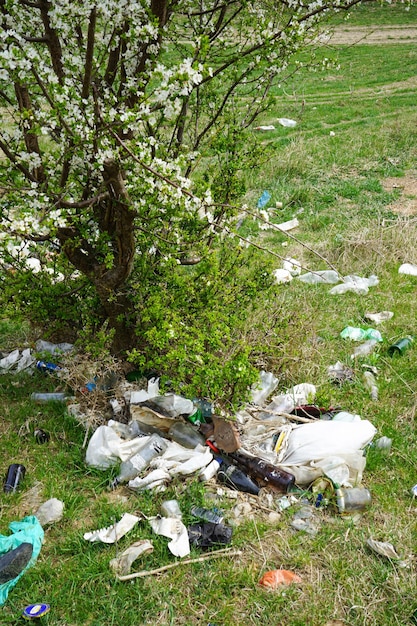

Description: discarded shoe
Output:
[0,543,33,584]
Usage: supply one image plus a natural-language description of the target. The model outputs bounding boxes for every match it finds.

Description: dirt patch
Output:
[382,172,417,215]
[324,25,417,45]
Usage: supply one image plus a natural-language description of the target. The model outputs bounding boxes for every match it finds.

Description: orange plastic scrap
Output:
[259,569,302,589]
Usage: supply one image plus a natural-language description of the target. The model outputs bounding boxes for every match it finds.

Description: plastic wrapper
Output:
[259,569,302,589]
[110,540,154,576]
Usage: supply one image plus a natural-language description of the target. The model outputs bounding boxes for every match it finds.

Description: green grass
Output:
[2,6,417,626]
[330,1,417,26]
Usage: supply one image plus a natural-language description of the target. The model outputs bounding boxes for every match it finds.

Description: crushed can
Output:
[4,464,26,493]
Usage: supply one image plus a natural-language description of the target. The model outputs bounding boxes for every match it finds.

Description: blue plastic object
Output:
[256,190,271,209]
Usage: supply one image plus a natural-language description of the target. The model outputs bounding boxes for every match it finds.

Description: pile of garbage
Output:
[0,330,412,610]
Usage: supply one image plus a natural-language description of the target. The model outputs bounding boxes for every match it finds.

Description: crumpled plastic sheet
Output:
[84,513,140,543]
[86,425,214,491]
[0,516,44,606]
[110,540,154,576]
[149,516,190,558]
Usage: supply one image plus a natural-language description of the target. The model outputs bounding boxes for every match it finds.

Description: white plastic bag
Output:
[398,263,417,276]
[279,419,376,465]
[298,270,340,284]
[250,370,279,405]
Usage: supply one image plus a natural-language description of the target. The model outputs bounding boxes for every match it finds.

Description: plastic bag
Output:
[330,274,378,295]
[250,370,279,405]
[145,394,194,417]
[34,498,64,526]
[85,426,157,468]
[340,326,382,342]
[398,263,417,276]
[277,118,297,128]
[273,268,293,284]
[0,516,44,606]
[279,419,376,466]
[298,270,340,284]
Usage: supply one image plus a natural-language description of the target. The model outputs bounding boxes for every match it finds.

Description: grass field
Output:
[1,3,417,625]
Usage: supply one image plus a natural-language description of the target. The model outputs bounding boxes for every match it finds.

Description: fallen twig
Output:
[247,407,317,424]
[116,547,242,580]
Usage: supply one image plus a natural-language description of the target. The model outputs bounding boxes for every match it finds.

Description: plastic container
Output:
[388,336,414,356]
[168,421,206,449]
[30,392,70,403]
[190,506,224,524]
[199,458,221,482]
[4,464,26,493]
[335,486,372,513]
[160,499,182,519]
[111,434,168,487]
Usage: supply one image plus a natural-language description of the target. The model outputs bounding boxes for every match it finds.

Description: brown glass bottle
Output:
[227,452,295,493]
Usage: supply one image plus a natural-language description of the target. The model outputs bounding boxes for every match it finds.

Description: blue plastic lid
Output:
[22,604,50,619]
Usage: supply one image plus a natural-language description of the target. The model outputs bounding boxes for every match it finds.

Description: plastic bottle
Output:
[4,464,26,493]
[227,452,295,493]
[351,339,378,359]
[335,485,372,513]
[190,506,224,524]
[168,421,206,449]
[216,458,260,495]
[363,371,378,401]
[111,434,168,488]
[374,436,392,453]
[30,392,71,402]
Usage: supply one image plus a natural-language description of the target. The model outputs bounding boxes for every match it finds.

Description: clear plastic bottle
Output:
[363,371,378,401]
[190,506,224,524]
[111,434,167,488]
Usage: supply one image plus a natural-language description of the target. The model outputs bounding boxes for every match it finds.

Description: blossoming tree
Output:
[0,0,366,378]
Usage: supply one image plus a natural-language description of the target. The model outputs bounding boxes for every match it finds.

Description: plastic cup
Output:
[160,500,182,519]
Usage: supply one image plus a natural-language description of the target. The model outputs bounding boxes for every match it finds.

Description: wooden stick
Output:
[116,548,242,581]
[247,408,317,424]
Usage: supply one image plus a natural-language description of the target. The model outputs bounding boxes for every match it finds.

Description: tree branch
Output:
[14,82,45,183]
[82,7,97,100]
[39,0,65,83]
[0,137,37,182]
